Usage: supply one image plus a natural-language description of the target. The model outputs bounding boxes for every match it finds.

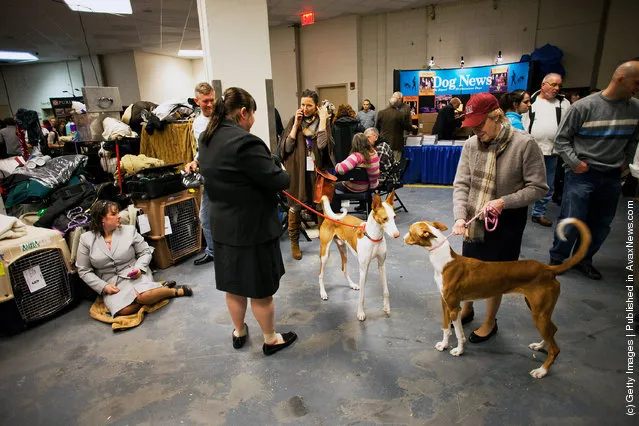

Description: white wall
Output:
[269,25,297,121]
[0,60,84,118]
[536,0,603,87]
[269,0,629,112]
[299,15,360,110]
[597,0,639,89]
[191,59,206,86]
[101,51,141,106]
[133,51,197,103]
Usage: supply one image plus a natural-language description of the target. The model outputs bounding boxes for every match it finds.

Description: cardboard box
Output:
[418,113,438,135]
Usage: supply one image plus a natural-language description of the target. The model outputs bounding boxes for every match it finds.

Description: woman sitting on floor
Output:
[76,200,193,316]
[331,132,380,212]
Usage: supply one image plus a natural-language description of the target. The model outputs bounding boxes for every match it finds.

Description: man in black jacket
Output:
[432,97,462,140]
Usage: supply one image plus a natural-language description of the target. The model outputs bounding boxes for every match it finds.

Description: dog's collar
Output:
[427,238,449,252]
[362,223,383,243]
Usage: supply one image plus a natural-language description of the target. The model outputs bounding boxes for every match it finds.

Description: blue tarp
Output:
[402,145,463,185]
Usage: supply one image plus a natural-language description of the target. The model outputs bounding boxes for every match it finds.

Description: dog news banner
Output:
[627,198,636,417]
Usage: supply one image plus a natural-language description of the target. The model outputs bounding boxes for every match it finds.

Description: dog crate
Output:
[134,188,202,269]
[0,226,74,334]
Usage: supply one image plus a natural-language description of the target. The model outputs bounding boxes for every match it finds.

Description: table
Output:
[402,144,464,185]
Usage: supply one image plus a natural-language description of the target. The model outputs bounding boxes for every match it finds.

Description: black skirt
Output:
[213,238,285,299]
[462,206,528,262]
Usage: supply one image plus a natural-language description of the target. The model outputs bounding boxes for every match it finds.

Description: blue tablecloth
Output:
[402,145,464,185]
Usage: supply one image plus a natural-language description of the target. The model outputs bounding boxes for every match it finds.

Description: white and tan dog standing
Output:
[404,218,590,378]
[318,191,400,321]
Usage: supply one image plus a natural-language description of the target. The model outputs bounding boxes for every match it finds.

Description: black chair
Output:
[378,158,410,212]
[333,168,373,218]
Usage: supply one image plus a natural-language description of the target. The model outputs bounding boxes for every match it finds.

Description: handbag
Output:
[313,167,337,203]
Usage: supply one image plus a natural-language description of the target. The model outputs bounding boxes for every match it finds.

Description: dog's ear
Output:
[372,193,382,210]
[385,189,396,206]
[430,221,448,231]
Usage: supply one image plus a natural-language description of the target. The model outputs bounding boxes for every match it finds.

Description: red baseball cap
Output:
[461,93,499,128]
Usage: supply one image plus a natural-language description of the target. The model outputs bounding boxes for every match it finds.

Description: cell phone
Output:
[127,269,139,278]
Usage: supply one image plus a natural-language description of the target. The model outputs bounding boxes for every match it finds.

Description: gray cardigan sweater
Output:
[453,129,548,221]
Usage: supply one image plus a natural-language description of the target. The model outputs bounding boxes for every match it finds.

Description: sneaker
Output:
[531,216,553,227]
[574,263,602,280]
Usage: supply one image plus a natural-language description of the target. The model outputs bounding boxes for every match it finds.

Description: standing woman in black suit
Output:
[198,87,297,355]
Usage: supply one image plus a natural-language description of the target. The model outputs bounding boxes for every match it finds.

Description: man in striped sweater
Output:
[549,60,639,280]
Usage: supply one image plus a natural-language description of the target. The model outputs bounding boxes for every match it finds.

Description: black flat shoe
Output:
[162,280,177,288]
[176,285,193,297]
[194,254,214,266]
[468,320,498,343]
[232,324,248,349]
[263,331,298,356]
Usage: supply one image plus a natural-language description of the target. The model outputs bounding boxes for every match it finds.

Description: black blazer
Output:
[199,119,290,246]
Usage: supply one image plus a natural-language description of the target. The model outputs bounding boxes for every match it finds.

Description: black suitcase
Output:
[126,163,185,199]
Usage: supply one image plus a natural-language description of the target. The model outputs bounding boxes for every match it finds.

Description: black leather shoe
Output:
[468,320,498,343]
[232,324,248,349]
[263,331,297,356]
[574,263,603,280]
[194,254,214,266]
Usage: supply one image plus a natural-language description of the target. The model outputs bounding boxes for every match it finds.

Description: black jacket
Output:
[333,116,364,163]
[199,119,290,246]
[432,104,460,140]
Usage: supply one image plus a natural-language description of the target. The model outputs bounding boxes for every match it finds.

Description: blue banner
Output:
[398,62,530,96]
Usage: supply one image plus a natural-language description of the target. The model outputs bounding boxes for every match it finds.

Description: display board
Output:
[49,97,84,119]
[396,62,532,119]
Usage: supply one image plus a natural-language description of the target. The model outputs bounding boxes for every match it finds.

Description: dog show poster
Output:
[398,62,530,97]
[404,96,419,119]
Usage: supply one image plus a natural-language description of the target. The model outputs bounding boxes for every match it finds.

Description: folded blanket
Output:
[90,296,169,331]
[0,214,28,240]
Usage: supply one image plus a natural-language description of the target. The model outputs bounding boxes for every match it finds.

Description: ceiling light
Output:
[64,0,132,14]
[178,50,203,58]
[0,51,38,62]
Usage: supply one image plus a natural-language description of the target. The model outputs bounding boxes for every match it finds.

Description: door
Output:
[317,85,348,108]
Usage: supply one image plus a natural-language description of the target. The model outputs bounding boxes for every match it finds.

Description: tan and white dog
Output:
[319,192,400,321]
[403,218,590,378]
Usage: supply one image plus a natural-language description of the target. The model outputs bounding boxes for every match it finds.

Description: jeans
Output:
[200,190,214,256]
[532,155,557,218]
[549,168,621,265]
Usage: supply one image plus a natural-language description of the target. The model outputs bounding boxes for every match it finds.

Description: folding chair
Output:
[378,158,410,212]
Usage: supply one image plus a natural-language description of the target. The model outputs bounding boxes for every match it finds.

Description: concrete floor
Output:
[0,187,635,426]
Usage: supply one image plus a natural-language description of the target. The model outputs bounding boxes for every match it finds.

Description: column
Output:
[197,0,273,145]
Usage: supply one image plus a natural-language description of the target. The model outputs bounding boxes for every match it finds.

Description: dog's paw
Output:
[357,311,366,321]
[529,367,548,379]
[528,341,545,351]
[320,291,328,300]
[450,346,464,356]
[383,305,391,316]
[350,283,360,291]
[435,341,448,351]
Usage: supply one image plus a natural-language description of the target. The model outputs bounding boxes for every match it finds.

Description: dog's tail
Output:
[549,218,591,275]
[320,195,348,221]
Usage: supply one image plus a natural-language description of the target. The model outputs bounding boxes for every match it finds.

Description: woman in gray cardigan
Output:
[76,201,192,316]
[451,93,547,343]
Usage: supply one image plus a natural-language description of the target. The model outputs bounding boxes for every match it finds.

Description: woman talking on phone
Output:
[279,89,335,260]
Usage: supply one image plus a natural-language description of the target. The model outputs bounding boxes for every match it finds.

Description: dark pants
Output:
[463,207,528,262]
[549,168,621,266]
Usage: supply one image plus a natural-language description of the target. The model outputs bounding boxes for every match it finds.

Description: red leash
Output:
[281,190,368,233]
[428,205,500,252]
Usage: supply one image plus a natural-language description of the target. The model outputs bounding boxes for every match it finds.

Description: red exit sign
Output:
[301,11,315,26]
